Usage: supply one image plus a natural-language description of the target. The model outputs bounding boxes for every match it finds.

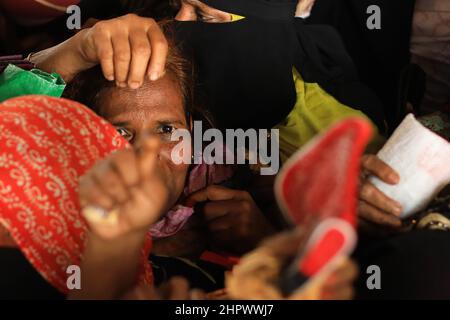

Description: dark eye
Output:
[159,125,175,135]
[116,127,134,142]
[157,125,177,142]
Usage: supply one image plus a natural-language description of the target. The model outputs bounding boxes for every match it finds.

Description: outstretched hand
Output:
[79,137,170,240]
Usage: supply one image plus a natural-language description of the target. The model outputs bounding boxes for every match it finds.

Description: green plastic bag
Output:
[0,64,66,102]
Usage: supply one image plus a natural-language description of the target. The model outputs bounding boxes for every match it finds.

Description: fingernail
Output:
[105,75,114,81]
[129,81,141,89]
[149,71,159,81]
[116,81,127,88]
[389,173,400,183]
[393,205,403,216]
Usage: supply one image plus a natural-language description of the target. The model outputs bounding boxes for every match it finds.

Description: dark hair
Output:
[64,21,213,127]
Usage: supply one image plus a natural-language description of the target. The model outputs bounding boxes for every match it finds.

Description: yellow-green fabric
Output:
[212,12,382,162]
[275,69,380,163]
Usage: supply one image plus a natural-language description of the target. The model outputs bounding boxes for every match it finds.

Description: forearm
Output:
[29,30,89,82]
[68,231,148,300]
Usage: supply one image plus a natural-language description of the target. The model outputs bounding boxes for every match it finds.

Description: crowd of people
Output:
[0,0,449,300]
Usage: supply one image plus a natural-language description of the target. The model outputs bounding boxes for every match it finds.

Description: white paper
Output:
[369,114,450,219]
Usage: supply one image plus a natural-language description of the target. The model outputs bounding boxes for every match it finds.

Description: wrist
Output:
[88,229,148,251]
[30,29,91,82]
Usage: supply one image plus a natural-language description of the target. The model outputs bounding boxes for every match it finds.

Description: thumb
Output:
[137,135,160,180]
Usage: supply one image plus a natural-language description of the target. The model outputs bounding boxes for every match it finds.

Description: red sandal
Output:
[275,118,373,228]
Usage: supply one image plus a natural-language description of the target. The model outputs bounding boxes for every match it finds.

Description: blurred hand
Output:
[227,227,359,300]
[358,155,403,229]
[261,228,358,300]
[79,137,170,240]
[186,185,276,255]
[319,259,358,300]
[122,277,205,300]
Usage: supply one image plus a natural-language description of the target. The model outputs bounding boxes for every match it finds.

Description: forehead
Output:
[98,74,185,121]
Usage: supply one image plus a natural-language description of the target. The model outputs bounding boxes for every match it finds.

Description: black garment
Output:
[307,0,417,130]
[174,17,386,132]
[0,248,64,300]
[0,0,175,55]
[79,0,177,21]
[202,0,297,21]
[354,230,450,300]
[174,19,297,131]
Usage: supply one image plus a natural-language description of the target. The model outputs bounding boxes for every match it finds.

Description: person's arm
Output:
[28,34,87,83]
[69,137,169,300]
[226,227,359,300]
[69,231,147,300]
[29,14,168,87]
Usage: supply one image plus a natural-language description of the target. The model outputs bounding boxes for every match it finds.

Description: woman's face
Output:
[96,73,190,206]
[175,0,232,23]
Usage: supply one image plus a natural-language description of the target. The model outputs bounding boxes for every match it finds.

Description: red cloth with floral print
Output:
[0,95,153,294]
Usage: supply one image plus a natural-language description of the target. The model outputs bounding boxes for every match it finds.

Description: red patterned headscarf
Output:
[0,95,153,294]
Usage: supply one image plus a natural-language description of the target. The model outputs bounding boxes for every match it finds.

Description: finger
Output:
[186,186,249,207]
[93,30,115,81]
[360,181,402,216]
[146,22,168,81]
[79,175,115,210]
[361,155,400,184]
[111,30,131,87]
[90,25,113,79]
[203,200,235,221]
[207,215,232,232]
[127,28,151,89]
[91,161,129,204]
[137,136,160,180]
[110,149,139,187]
[204,199,255,225]
[358,201,402,228]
